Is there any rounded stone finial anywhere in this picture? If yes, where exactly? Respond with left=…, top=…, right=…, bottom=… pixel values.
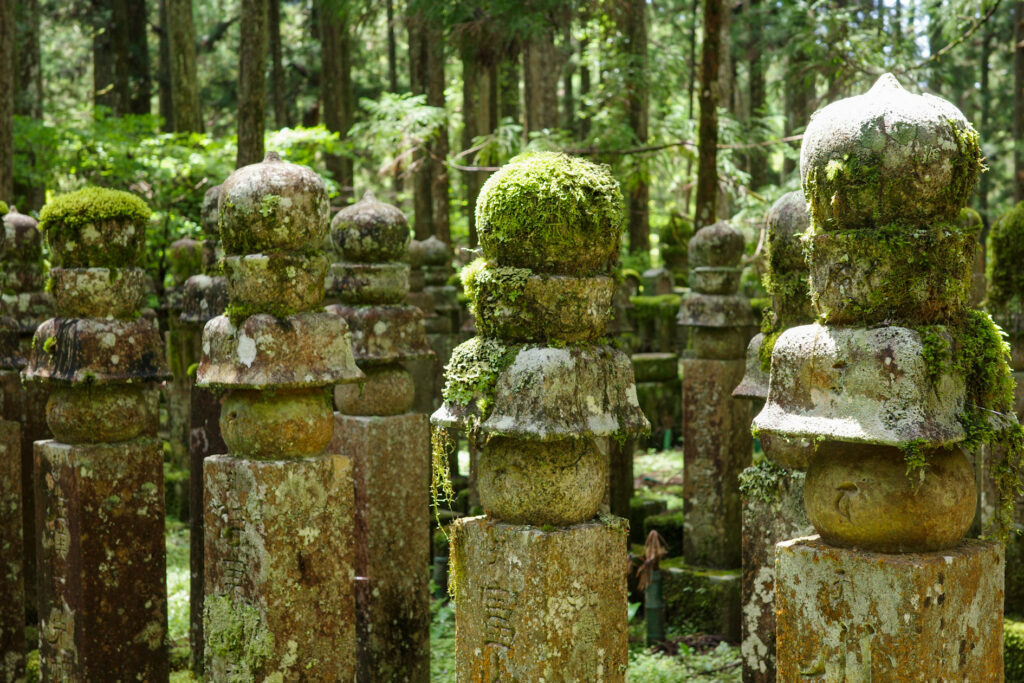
left=420, top=235, right=451, bottom=267
left=801, top=74, right=982, bottom=231
left=688, top=220, right=744, bottom=285
left=218, top=152, right=329, bottom=253
left=201, top=184, right=223, bottom=236
left=330, top=190, right=410, bottom=263
left=38, top=187, right=151, bottom=267
left=167, top=237, right=203, bottom=285
left=475, top=152, right=623, bottom=275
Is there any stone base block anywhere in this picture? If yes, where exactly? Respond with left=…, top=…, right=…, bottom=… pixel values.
left=34, top=438, right=168, bottom=681
left=452, top=515, right=629, bottom=682
left=776, top=536, right=1004, bottom=681
left=331, top=413, right=430, bottom=682
left=661, top=563, right=741, bottom=642
left=204, top=453, right=355, bottom=681
left=739, top=463, right=811, bottom=682
left=0, top=421, right=22, bottom=682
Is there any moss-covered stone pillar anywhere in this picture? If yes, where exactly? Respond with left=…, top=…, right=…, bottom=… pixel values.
left=733, top=191, right=814, bottom=681
left=179, top=183, right=229, bottom=676
left=1, top=206, right=52, bottom=622
left=754, top=74, right=1005, bottom=678
left=324, top=191, right=434, bottom=681
left=25, top=187, right=170, bottom=680
left=432, top=152, right=648, bottom=680
left=196, top=152, right=363, bottom=679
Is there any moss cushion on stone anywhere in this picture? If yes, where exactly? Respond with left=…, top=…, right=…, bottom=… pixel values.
left=38, top=187, right=151, bottom=267
left=475, top=152, right=624, bottom=275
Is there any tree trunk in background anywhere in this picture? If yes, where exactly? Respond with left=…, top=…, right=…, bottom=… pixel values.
left=157, top=0, right=174, bottom=129
left=125, top=0, right=150, bottom=114
left=461, top=45, right=497, bottom=247
left=426, top=21, right=450, bottom=243
left=386, top=0, right=398, bottom=92
left=92, top=0, right=121, bottom=113
left=498, top=49, right=520, bottom=124
left=523, top=28, right=559, bottom=133
left=14, top=0, right=42, bottom=118
left=717, top=0, right=734, bottom=116
left=319, top=0, right=354, bottom=199
left=237, top=0, right=267, bottom=167
left=578, top=37, right=589, bottom=136
left=623, top=0, right=649, bottom=253
left=408, top=15, right=433, bottom=239
left=268, top=0, right=287, bottom=128
left=0, top=0, right=14, bottom=201
left=979, top=23, right=991, bottom=222
left=695, top=0, right=722, bottom=230
left=561, top=24, right=574, bottom=131
left=782, top=57, right=812, bottom=181
left=168, top=0, right=203, bottom=132
left=746, top=0, right=766, bottom=190
left=1015, top=2, right=1024, bottom=202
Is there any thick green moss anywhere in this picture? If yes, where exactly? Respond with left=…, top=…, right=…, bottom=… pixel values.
left=0, top=201, right=8, bottom=216
left=38, top=187, right=151, bottom=232
left=441, top=337, right=521, bottom=417
left=987, top=201, right=1024, bottom=314
left=475, top=152, right=624, bottom=275
left=1005, top=618, right=1024, bottom=680
left=738, top=459, right=804, bottom=504
left=204, top=595, right=275, bottom=681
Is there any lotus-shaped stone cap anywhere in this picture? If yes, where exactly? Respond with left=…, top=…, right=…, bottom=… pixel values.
left=732, top=333, right=769, bottom=400
left=801, top=74, right=982, bottom=231
left=331, top=190, right=410, bottom=263
left=753, top=324, right=966, bottom=468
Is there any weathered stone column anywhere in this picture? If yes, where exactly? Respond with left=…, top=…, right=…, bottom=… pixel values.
left=196, top=152, right=362, bottom=679
left=326, top=192, right=434, bottom=681
left=734, top=191, right=814, bottom=681
left=1, top=206, right=52, bottom=622
left=180, top=183, right=229, bottom=676
left=26, top=188, right=170, bottom=680
left=433, top=152, right=648, bottom=680
left=754, top=74, right=1004, bottom=678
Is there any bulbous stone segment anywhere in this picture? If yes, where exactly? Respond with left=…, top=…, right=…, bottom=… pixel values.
left=49, top=267, right=146, bottom=319
left=689, top=267, right=741, bottom=295
left=44, top=215, right=148, bottom=268
left=732, top=334, right=769, bottom=401
left=739, top=462, right=811, bottom=683
left=325, top=304, right=433, bottom=365
left=451, top=515, right=628, bottom=682
left=682, top=358, right=751, bottom=568
left=203, top=454, right=355, bottom=681
left=34, top=438, right=168, bottom=681
left=218, top=152, right=330, bottom=254
left=25, top=317, right=171, bottom=385
left=197, top=312, right=362, bottom=389
left=46, top=385, right=159, bottom=444
left=677, top=292, right=756, bottom=330
left=2, top=207, right=35, bottom=260
left=330, top=413, right=430, bottom=682
left=801, top=74, right=982, bottom=231
left=806, top=222, right=975, bottom=325
left=180, top=274, right=229, bottom=324
left=222, top=252, right=328, bottom=316
left=330, top=191, right=411, bottom=263
left=764, top=191, right=814, bottom=325
left=167, top=237, right=203, bottom=287
left=689, top=221, right=745, bottom=269
left=466, top=264, right=615, bottom=343
left=753, top=324, right=967, bottom=468
left=0, top=420, right=24, bottom=683
left=334, top=365, right=415, bottom=417
left=477, top=437, right=607, bottom=526
left=805, top=442, right=976, bottom=553
left=219, top=388, right=334, bottom=458
left=326, top=261, right=410, bottom=306
left=775, top=536, right=1003, bottom=680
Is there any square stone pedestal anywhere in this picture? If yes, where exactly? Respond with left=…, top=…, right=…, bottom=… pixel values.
left=452, top=515, right=629, bottom=682
left=776, top=535, right=1004, bottom=681
left=331, top=412, right=431, bottom=682
left=0, top=420, right=22, bottom=681
left=204, top=453, right=355, bottom=681
left=34, top=438, right=168, bottom=681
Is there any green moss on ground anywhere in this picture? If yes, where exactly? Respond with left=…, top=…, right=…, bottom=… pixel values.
left=38, top=187, right=151, bottom=232
left=1006, top=618, right=1024, bottom=681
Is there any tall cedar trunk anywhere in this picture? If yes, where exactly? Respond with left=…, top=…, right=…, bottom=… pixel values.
left=979, top=23, right=991, bottom=223
left=782, top=57, right=811, bottom=181
left=523, top=28, right=559, bottom=133
left=319, top=1, right=353, bottom=199
left=426, top=21, right=450, bottom=243
left=683, top=0, right=699, bottom=214
left=577, top=37, right=589, bottom=136
left=125, top=0, right=150, bottom=114
left=498, top=49, right=520, bottom=123
left=624, top=0, right=649, bottom=253
left=14, top=0, right=44, bottom=209
left=745, top=0, right=766, bottom=189
left=92, top=0, right=121, bottom=113
left=237, top=0, right=267, bottom=167
left=168, top=0, right=203, bottom=132
left=408, top=15, right=432, bottom=238
left=157, top=0, right=174, bottom=129
left=386, top=0, right=397, bottom=92
left=561, top=24, right=574, bottom=130
left=717, top=0, right=733, bottom=115
left=462, top=46, right=497, bottom=247
left=0, top=0, right=14, bottom=201
left=268, top=0, right=287, bottom=128
left=1016, top=2, right=1024, bottom=202
left=695, top=0, right=723, bottom=230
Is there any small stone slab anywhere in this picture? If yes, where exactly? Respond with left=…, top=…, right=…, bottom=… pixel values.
left=690, top=266, right=742, bottom=295
left=197, top=311, right=362, bottom=389
left=326, top=261, right=410, bottom=305
left=677, top=292, right=756, bottom=328
left=203, top=454, right=355, bottom=681
left=25, top=317, right=170, bottom=385
left=0, top=420, right=23, bottom=683
left=180, top=274, right=229, bottom=324
left=325, top=304, right=433, bottom=364
left=775, top=535, right=1003, bottom=680
left=222, top=252, right=328, bottom=314
left=451, top=515, right=628, bottom=682
left=732, top=333, right=769, bottom=400
left=49, top=267, right=146, bottom=319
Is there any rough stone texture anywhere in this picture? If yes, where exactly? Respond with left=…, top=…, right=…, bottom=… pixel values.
left=325, top=304, right=432, bottom=365
left=204, top=455, right=355, bottom=680
left=0, top=420, right=23, bottom=682
left=331, top=414, right=430, bottom=682
left=34, top=439, right=168, bottom=681
left=452, top=516, right=628, bottom=682
left=331, top=190, right=410, bottom=263
left=732, top=333, right=769, bottom=401
left=661, top=564, right=742, bottom=643
left=775, top=536, right=1003, bottom=681
left=682, top=358, right=750, bottom=568
left=27, top=317, right=169, bottom=385
left=739, top=464, right=810, bottom=682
